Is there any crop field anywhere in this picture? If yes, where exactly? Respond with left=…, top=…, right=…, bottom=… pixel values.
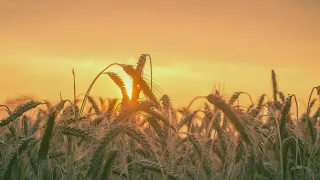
left=0, top=54, right=319, bottom=180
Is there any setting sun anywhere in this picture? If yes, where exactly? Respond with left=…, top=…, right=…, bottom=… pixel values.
left=119, top=73, right=133, bottom=100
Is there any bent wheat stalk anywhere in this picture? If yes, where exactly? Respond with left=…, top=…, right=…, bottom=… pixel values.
left=0, top=101, right=42, bottom=128
left=206, top=94, right=252, bottom=146
left=80, top=63, right=121, bottom=116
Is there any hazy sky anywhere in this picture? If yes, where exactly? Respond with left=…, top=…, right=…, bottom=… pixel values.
left=1, top=0, right=319, bottom=108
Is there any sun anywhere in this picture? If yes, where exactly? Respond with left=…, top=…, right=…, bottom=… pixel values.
left=119, top=74, right=133, bottom=99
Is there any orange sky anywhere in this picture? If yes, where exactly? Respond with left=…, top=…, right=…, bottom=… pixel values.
left=1, top=0, right=319, bottom=109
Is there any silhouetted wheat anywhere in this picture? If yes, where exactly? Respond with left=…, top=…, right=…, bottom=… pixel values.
left=1, top=57, right=319, bottom=180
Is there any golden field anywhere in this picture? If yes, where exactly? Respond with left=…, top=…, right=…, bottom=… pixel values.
left=0, top=54, right=319, bottom=180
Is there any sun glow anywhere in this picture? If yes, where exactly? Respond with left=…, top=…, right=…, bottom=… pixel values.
left=119, top=74, right=133, bottom=99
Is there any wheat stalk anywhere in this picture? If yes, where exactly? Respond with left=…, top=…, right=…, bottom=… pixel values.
left=131, top=54, right=147, bottom=103
left=106, top=72, right=130, bottom=104
left=122, top=65, right=158, bottom=103
left=38, top=111, right=57, bottom=160
left=80, top=63, right=121, bottom=116
left=272, top=69, right=278, bottom=102
left=88, top=96, right=101, bottom=115
left=206, top=94, right=252, bottom=146
left=0, top=101, right=42, bottom=128
left=99, top=149, right=118, bottom=180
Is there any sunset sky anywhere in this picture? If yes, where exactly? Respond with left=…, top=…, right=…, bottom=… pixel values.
left=1, top=0, right=319, bottom=109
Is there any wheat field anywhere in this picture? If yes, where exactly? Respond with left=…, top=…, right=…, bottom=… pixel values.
left=0, top=54, right=319, bottom=180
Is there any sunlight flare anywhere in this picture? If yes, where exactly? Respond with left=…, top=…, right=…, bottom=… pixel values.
left=119, top=74, right=133, bottom=99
